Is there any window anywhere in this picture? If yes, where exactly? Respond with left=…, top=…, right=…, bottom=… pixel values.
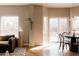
left=0, top=16, right=19, bottom=38
left=59, top=17, right=68, bottom=33
left=72, top=16, right=79, bottom=33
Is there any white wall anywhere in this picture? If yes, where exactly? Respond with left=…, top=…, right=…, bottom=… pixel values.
left=28, top=5, right=43, bottom=46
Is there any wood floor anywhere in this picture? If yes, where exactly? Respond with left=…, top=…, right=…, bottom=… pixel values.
left=26, top=42, right=79, bottom=56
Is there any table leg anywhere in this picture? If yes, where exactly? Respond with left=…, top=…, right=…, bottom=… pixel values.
left=70, top=37, right=78, bottom=52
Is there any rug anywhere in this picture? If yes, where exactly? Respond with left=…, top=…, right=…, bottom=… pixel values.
left=0, top=48, right=26, bottom=56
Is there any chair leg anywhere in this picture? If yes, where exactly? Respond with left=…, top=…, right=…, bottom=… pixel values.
left=61, top=44, right=64, bottom=56
left=62, top=43, right=64, bottom=52
left=59, top=42, right=61, bottom=49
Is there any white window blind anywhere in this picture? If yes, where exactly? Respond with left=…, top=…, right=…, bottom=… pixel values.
left=0, top=16, right=19, bottom=38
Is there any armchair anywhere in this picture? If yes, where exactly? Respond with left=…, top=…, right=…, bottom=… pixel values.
left=0, top=35, right=17, bottom=53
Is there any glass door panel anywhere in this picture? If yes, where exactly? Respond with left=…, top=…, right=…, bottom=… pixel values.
left=49, top=17, right=68, bottom=43
left=49, top=18, right=58, bottom=42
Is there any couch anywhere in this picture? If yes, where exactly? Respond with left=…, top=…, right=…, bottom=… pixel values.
left=0, top=35, right=17, bottom=53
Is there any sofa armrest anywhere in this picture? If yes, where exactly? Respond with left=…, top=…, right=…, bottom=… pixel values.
left=8, top=37, right=16, bottom=52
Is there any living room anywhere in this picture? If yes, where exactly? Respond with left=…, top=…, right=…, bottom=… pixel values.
left=1, top=3, right=79, bottom=56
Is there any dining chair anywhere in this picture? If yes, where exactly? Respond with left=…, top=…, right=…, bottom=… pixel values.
left=59, top=33, right=65, bottom=51
left=62, top=32, right=71, bottom=50
left=59, top=32, right=71, bottom=52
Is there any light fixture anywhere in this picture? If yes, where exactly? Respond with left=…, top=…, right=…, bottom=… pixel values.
left=26, top=17, right=33, bottom=30
left=28, top=17, right=33, bottom=30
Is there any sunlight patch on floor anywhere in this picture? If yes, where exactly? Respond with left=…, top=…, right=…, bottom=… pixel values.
left=30, top=45, right=49, bottom=51
left=30, top=42, right=59, bottom=51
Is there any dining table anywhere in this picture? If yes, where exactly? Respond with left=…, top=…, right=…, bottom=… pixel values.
left=65, top=34, right=79, bottom=52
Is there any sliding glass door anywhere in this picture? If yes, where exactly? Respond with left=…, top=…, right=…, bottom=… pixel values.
left=49, top=18, right=58, bottom=42
left=49, top=17, right=68, bottom=42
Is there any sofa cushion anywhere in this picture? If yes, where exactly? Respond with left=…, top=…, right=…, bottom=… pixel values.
left=0, top=41, right=8, bottom=45
left=0, top=35, right=15, bottom=41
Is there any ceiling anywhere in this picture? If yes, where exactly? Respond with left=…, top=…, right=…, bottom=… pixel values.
left=0, top=3, right=79, bottom=8
left=0, top=3, right=30, bottom=5
left=37, top=3, right=79, bottom=8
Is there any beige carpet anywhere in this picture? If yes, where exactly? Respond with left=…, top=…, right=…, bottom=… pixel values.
left=0, top=48, right=26, bottom=56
